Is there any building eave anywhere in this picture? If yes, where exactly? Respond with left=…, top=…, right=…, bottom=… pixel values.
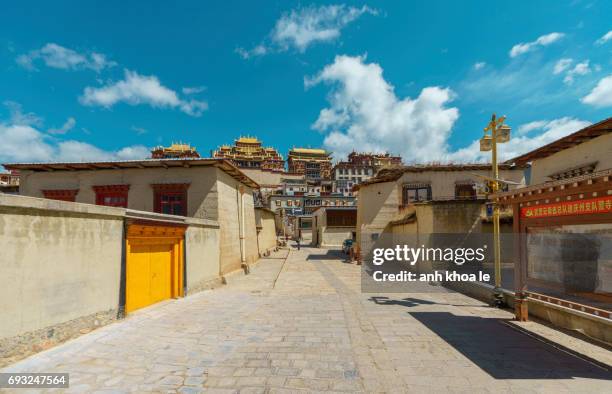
left=3, top=158, right=260, bottom=189
left=353, top=163, right=524, bottom=191
left=505, top=117, right=612, bottom=166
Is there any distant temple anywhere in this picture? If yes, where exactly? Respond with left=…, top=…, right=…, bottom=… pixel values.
left=331, top=152, right=402, bottom=194
left=151, top=143, right=200, bottom=159
left=212, top=136, right=285, bottom=171
left=287, top=148, right=332, bottom=180
left=354, top=152, right=402, bottom=169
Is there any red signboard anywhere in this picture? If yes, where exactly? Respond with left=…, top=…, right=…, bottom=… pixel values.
left=521, top=196, right=612, bottom=218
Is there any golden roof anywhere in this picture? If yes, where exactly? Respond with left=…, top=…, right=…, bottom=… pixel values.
left=290, top=148, right=328, bottom=155
left=152, top=142, right=197, bottom=152
left=168, top=143, right=195, bottom=151
left=236, top=136, right=261, bottom=144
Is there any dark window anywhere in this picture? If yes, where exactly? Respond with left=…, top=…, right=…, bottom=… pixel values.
left=158, top=192, right=186, bottom=215
left=455, top=184, right=476, bottom=200
left=402, top=184, right=431, bottom=205
left=152, top=184, right=189, bottom=216
left=42, top=189, right=79, bottom=202
left=93, top=185, right=129, bottom=207
left=327, top=210, right=357, bottom=227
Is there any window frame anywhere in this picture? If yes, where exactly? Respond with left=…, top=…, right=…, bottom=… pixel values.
left=401, top=183, right=432, bottom=206
left=151, top=183, right=190, bottom=216
left=42, top=189, right=79, bottom=202
left=93, top=184, right=130, bottom=207
left=454, top=183, right=476, bottom=200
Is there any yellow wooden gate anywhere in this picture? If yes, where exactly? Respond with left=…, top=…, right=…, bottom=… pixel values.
left=125, top=224, right=185, bottom=313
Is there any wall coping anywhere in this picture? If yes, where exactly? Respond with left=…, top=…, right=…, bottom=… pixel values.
left=0, top=193, right=126, bottom=218
left=0, top=194, right=220, bottom=228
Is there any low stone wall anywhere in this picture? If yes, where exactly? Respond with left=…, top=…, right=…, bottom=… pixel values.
left=255, top=208, right=277, bottom=256
left=445, top=280, right=612, bottom=345
left=0, top=195, right=124, bottom=367
left=185, top=218, right=222, bottom=294
left=321, top=227, right=353, bottom=247
left=0, top=194, right=223, bottom=367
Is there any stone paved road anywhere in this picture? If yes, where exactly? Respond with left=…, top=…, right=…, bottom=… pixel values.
left=3, top=247, right=611, bottom=393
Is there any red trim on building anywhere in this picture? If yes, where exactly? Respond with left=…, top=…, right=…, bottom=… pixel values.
left=151, top=183, right=190, bottom=216
left=42, top=189, right=79, bottom=202
left=93, top=184, right=130, bottom=207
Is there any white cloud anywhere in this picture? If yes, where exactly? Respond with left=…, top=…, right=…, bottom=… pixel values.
left=182, top=86, right=206, bottom=95
left=563, top=60, right=590, bottom=84
left=16, top=43, right=116, bottom=72
left=3, top=101, right=43, bottom=127
left=581, top=74, right=612, bottom=107
left=308, top=56, right=593, bottom=164
left=47, top=117, right=76, bottom=135
left=306, top=55, right=459, bottom=162
left=131, top=126, right=148, bottom=135
left=0, top=124, right=55, bottom=162
left=55, top=141, right=150, bottom=162
left=517, top=120, right=548, bottom=135
left=0, top=103, right=149, bottom=163
left=595, top=30, right=612, bottom=45
left=473, top=62, right=486, bottom=70
left=460, top=54, right=592, bottom=110
left=80, top=70, right=208, bottom=116
left=509, top=32, right=564, bottom=57
left=448, top=117, right=592, bottom=162
left=0, top=123, right=149, bottom=163
left=553, top=58, right=572, bottom=74
left=235, top=45, right=268, bottom=59
left=237, top=4, right=376, bottom=58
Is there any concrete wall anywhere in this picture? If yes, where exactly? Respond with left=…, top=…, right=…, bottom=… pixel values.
left=17, top=165, right=259, bottom=276
left=0, top=194, right=225, bottom=367
left=216, top=170, right=258, bottom=275
left=0, top=195, right=124, bottom=341
left=529, top=133, right=612, bottom=184
left=255, top=208, right=277, bottom=256
left=356, top=180, right=400, bottom=258
left=320, top=228, right=353, bottom=247
left=240, top=169, right=302, bottom=186
left=185, top=218, right=221, bottom=294
left=18, top=166, right=219, bottom=219
left=396, top=168, right=525, bottom=199
left=356, top=169, right=524, bottom=259
left=0, top=194, right=124, bottom=365
left=312, top=209, right=355, bottom=247
left=416, top=201, right=483, bottom=233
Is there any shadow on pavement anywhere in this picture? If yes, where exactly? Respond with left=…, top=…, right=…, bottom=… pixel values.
left=306, top=249, right=345, bottom=261
left=369, top=296, right=488, bottom=308
left=409, top=311, right=612, bottom=380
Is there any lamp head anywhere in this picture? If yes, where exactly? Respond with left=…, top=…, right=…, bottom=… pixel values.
left=497, top=124, right=511, bottom=143
left=479, top=136, right=493, bottom=152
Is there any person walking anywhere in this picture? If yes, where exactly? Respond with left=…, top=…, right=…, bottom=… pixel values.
left=296, top=230, right=301, bottom=250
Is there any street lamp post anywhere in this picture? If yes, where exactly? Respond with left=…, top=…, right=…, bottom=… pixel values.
left=480, top=114, right=511, bottom=306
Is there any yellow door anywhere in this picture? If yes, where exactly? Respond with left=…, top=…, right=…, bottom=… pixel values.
left=149, top=244, right=173, bottom=304
left=126, top=244, right=152, bottom=313
left=125, top=224, right=185, bottom=313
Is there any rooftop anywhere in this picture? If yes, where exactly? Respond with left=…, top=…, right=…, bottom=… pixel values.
left=354, top=163, right=522, bottom=189
left=3, top=158, right=260, bottom=189
left=506, top=117, right=612, bottom=166
left=236, top=136, right=261, bottom=144
left=289, top=148, right=329, bottom=156
left=151, top=142, right=199, bottom=153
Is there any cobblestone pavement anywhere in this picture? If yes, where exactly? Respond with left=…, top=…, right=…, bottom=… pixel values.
left=3, top=246, right=611, bottom=393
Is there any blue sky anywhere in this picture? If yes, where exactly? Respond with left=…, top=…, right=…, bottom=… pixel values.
left=1, top=0, right=611, bottom=165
